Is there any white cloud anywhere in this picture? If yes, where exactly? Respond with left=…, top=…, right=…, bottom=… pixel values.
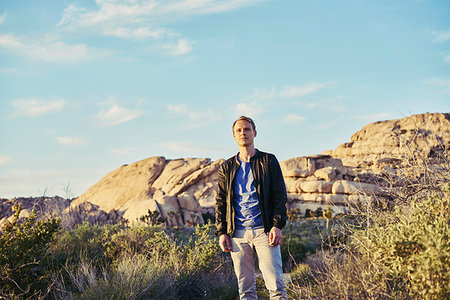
left=167, top=103, right=220, bottom=127
left=0, top=34, right=109, bottom=63
left=156, top=38, right=194, bottom=56
left=58, top=4, right=87, bottom=26
left=11, top=99, right=67, bottom=117
left=279, top=82, right=332, bottom=98
left=167, top=103, right=188, bottom=114
left=104, top=26, right=168, bottom=40
left=433, top=29, right=450, bottom=43
left=0, top=155, right=11, bottom=166
left=56, top=136, right=87, bottom=145
left=59, top=0, right=262, bottom=28
left=97, top=104, right=141, bottom=126
left=284, top=113, right=305, bottom=124
left=161, top=0, right=263, bottom=16
left=57, top=0, right=262, bottom=56
left=233, top=101, right=264, bottom=117
left=58, top=1, right=158, bottom=28
left=233, top=82, right=337, bottom=122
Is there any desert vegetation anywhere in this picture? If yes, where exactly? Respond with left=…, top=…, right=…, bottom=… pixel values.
left=0, top=202, right=335, bottom=299
left=1, top=144, right=449, bottom=299
left=287, top=143, right=450, bottom=299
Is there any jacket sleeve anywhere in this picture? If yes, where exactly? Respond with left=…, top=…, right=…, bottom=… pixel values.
left=215, top=163, right=228, bottom=236
left=269, top=155, right=287, bottom=229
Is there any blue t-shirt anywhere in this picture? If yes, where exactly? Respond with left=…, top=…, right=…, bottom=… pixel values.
left=233, top=159, right=263, bottom=230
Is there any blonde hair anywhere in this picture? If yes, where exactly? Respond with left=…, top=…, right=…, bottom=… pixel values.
left=232, top=116, right=256, bottom=132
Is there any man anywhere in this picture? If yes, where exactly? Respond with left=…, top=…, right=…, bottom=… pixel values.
left=215, top=116, right=288, bottom=300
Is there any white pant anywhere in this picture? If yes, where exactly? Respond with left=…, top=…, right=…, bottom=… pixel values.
left=230, top=228, right=287, bottom=300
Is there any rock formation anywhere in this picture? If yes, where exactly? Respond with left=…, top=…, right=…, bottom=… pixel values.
left=69, top=157, right=223, bottom=226
left=0, top=196, right=122, bottom=228
left=280, top=155, right=384, bottom=214
left=330, top=113, right=450, bottom=168
left=1, top=113, right=448, bottom=227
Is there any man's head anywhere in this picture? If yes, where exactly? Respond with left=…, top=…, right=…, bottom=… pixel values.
left=232, top=116, right=256, bottom=132
left=232, top=116, right=257, bottom=147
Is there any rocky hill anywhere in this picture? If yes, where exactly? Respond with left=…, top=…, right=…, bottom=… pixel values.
left=1, top=113, right=448, bottom=227
left=329, top=113, right=450, bottom=168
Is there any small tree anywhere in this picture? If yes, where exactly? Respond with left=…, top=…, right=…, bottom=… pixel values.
left=139, top=209, right=164, bottom=226
left=304, top=209, right=312, bottom=218
left=323, top=206, right=333, bottom=229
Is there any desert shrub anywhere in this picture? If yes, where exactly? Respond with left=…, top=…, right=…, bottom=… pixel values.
left=288, top=249, right=394, bottom=299
left=351, top=184, right=450, bottom=299
left=104, top=225, right=162, bottom=260
left=0, top=204, right=59, bottom=298
left=142, top=223, right=237, bottom=299
left=54, top=223, right=237, bottom=300
left=51, top=222, right=124, bottom=266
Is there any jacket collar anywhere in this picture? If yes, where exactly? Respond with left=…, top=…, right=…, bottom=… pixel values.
left=234, top=149, right=260, bottom=165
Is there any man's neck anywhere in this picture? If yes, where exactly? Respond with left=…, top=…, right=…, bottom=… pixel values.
left=238, top=146, right=256, bottom=162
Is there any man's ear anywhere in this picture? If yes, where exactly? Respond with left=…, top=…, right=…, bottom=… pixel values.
left=254, top=129, right=257, bottom=137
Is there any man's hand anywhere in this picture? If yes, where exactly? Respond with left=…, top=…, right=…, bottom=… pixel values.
left=269, top=227, right=282, bottom=246
left=219, top=234, right=232, bottom=252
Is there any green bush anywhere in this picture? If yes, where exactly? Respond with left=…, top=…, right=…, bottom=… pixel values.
left=353, top=184, right=450, bottom=299
left=0, top=204, right=59, bottom=298
left=104, top=225, right=162, bottom=260
left=51, top=222, right=124, bottom=266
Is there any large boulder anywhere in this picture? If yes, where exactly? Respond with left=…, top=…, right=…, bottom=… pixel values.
left=300, top=181, right=333, bottom=193
left=314, top=166, right=336, bottom=181
left=71, top=156, right=166, bottom=211
left=280, top=157, right=316, bottom=177
left=70, top=156, right=222, bottom=226
left=331, top=180, right=383, bottom=195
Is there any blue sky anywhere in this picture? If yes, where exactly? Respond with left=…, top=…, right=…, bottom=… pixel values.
left=0, top=0, right=449, bottom=198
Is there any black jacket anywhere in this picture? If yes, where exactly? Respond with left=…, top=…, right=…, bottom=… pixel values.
left=215, top=150, right=287, bottom=237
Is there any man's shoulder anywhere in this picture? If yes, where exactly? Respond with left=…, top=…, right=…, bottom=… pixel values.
left=220, top=154, right=237, bottom=168
left=224, top=154, right=237, bottom=164
left=255, top=150, right=277, bottom=162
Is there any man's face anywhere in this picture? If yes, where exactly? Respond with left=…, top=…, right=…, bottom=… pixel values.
left=233, top=120, right=257, bottom=147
